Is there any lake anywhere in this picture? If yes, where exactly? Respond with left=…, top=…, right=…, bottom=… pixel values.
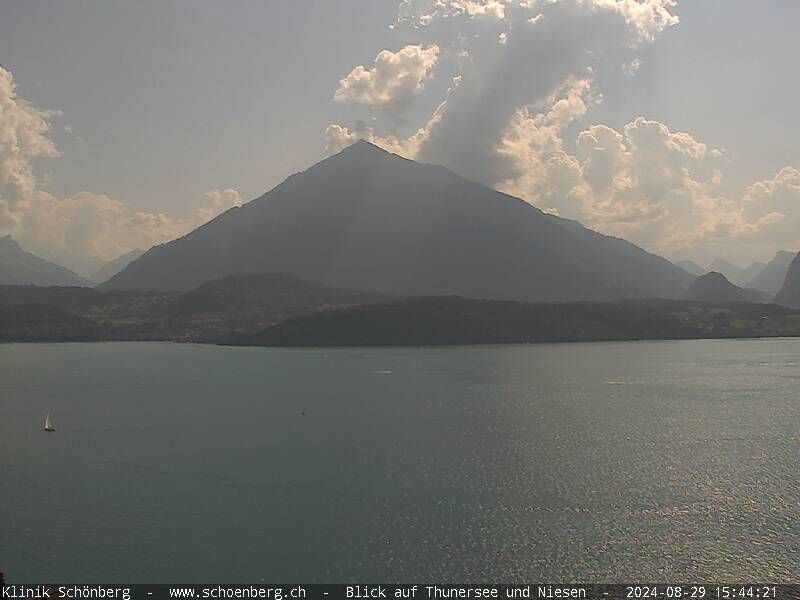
left=1, top=339, right=798, bottom=582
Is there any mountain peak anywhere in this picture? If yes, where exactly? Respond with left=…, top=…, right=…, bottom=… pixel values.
left=308, top=139, right=409, bottom=177
left=0, top=235, right=22, bottom=251
left=704, top=271, right=729, bottom=282
left=334, top=139, right=392, bottom=159
left=103, top=138, right=692, bottom=299
left=745, top=249, right=798, bottom=295
left=352, top=138, right=386, bottom=150
left=686, top=271, right=768, bottom=303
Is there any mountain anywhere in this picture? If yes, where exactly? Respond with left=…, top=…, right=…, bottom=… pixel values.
left=706, top=258, right=746, bottom=285
left=0, top=236, right=91, bottom=287
left=740, top=261, right=767, bottom=285
left=685, top=272, right=769, bottom=303
left=774, top=253, right=800, bottom=308
left=676, top=260, right=706, bottom=276
left=91, top=249, right=145, bottom=284
left=746, top=250, right=796, bottom=296
left=103, top=141, right=693, bottom=300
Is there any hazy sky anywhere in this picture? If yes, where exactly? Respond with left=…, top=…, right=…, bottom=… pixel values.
left=1, top=0, right=799, bottom=274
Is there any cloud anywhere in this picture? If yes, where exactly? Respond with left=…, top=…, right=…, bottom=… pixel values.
left=327, top=0, right=800, bottom=261
left=334, top=45, right=439, bottom=109
left=196, top=188, right=243, bottom=223
left=604, top=0, right=679, bottom=43
left=501, top=114, right=800, bottom=260
left=410, top=0, right=678, bottom=184
left=397, top=0, right=507, bottom=25
left=331, top=1, right=680, bottom=186
left=512, top=116, right=733, bottom=248
left=0, top=67, right=61, bottom=202
left=324, top=117, right=433, bottom=159
left=0, top=65, right=242, bottom=275
left=739, top=167, right=800, bottom=244
left=11, top=191, right=191, bottom=273
left=326, top=77, right=455, bottom=157
left=623, top=58, right=641, bottom=76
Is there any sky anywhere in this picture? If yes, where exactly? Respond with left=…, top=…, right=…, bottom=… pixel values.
left=1, top=0, right=799, bottom=275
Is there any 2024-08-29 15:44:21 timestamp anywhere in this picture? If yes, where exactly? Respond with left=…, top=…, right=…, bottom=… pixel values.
left=625, top=587, right=780, bottom=599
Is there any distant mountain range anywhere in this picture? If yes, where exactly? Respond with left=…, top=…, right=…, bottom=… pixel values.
left=676, top=260, right=706, bottom=277
left=706, top=257, right=767, bottom=288
left=739, top=261, right=769, bottom=287
left=775, top=252, right=800, bottom=309
left=90, top=248, right=145, bottom=284
left=104, top=141, right=693, bottom=301
left=676, top=250, right=796, bottom=296
left=0, top=235, right=91, bottom=287
left=745, top=250, right=796, bottom=296
left=706, top=258, right=750, bottom=286
left=685, top=272, right=770, bottom=303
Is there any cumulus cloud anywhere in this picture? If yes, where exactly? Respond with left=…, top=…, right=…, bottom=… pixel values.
left=0, top=65, right=242, bottom=275
left=501, top=115, right=800, bottom=259
left=0, top=67, right=61, bottom=203
left=324, top=123, right=417, bottom=157
left=196, top=188, right=243, bottom=223
left=504, top=116, right=731, bottom=244
left=326, top=0, right=800, bottom=260
left=330, top=0, right=681, bottom=185
left=334, top=45, right=439, bottom=109
left=326, top=76, right=455, bottom=157
left=411, top=0, right=679, bottom=184
left=397, top=0, right=507, bottom=25
left=324, top=117, right=435, bottom=159
left=12, top=191, right=192, bottom=273
left=739, top=167, right=800, bottom=244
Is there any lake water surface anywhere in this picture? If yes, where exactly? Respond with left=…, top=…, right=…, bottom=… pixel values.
left=1, top=340, right=799, bottom=582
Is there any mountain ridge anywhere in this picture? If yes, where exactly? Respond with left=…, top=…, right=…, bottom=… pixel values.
left=91, top=248, right=146, bottom=284
left=0, top=235, right=91, bottom=287
left=685, top=271, right=769, bottom=303
left=774, top=252, right=800, bottom=308
left=676, top=260, right=706, bottom=276
left=746, top=250, right=796, bottom=296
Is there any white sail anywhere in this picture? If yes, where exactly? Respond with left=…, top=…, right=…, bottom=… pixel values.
left=44, top=413, right=53, bottom=430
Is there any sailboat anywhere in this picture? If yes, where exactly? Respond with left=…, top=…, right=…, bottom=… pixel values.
left=44, top=413, right=55, bottom=432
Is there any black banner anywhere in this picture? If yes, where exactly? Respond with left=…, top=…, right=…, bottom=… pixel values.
left=2, top=585, right=799, bottom=600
